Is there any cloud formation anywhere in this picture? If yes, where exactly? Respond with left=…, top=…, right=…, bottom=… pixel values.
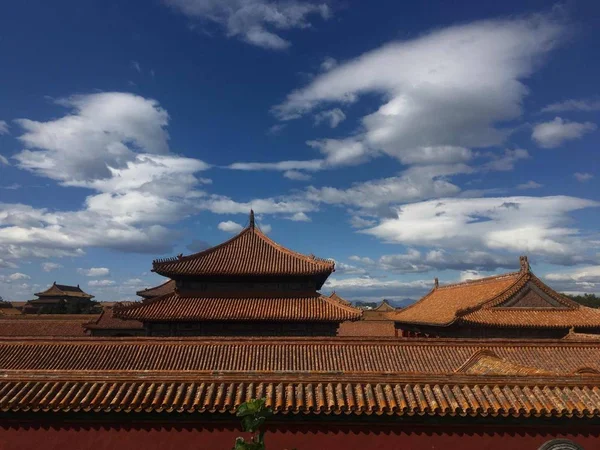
left=77, top=267, right=110, bottom=277
left=542, top=98, right=600, bottom=113
left=0, top=120, right=9, bottom=135
left=274, top=14, right=565, bottom=166
left=532, top=117, right=596, bottom=148
left=41, top=262, right=62, bottom=272
left=218, top=220, right=244, bottom=233
left=165, top=0, right=330, bottom=49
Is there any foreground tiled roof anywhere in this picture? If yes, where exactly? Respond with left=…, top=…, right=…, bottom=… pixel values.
left=0, top=315, right=99, bottom=337
left=34, top=282, right=94, bottom=299
left=1, top=337, right=599, bottom=375
left=392, top=256, right=600, bottom=329
left=1, top=337, right=600, bottom=418
left=2, top=380, right=600, bottom=418
left=152, top=222, right=334, bottom=284
left=136, top=279, right=176, bottom=299
left=337, top=320, right=396, bottom=337
left=115, top=293, right=362, bottom=322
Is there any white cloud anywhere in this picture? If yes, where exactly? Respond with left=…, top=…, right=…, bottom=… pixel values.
left=0, top=155, right=9, bottom=166
left=1, top=93, right=213, bottom=264
left=0, top=258, right=18, bottom=269
left=320, top=57, right=337, bottom=72
left=0, top=120, right=9, bottom=135
left=123, top=278, right=144, bottom=286
left=274, top=14, right=565, bottom=165
left=348, top=255, right=375, bottom=265
left=7, top=273, right=30, bottom=282
left=259, top=223, right=272, bottom=233
left=363, top=196, right=599, bottom=261
left=483, top=148, right=529, bottom=172
left=517, top=180, right=543, bottom=190
left=198, top=194, right=316, bottom=215
left=165, top=0, right=330, bottom=50
left=314, top=108, right=346, bottom=128
left=335, top=262, right=368, bottom=276
left=379, top=249, right=515, bottom=273
left=283, top=170, right=311, bottom=181
left=544, top=265, right=600, bottom=294
left=542, top=99, right=600, bottom=113
left=324, top=276, right=431, bottom=300
left=532, top=117, right=596, bottom=148
left=41, top=262, right=62, bottom=272
left=574, top=172, right=593, bottom=183
left=288, top=212, right=311, bottom=222
left=218, top=220, right=244, bottom=233
left=77, top=267, right=110, bottom=277
left=88, top=279, right=115, bottom=287
left=130, top=60, right=141, bottom=73
left=459, top=270, right=486, bottom=282
left=228, top=159, right=323, bottom=172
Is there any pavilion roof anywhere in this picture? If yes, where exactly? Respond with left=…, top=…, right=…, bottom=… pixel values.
left=392, top=256, right=600, bottom=329
left=152, top=212, right=334, bottom=287
left=1, top=337, right=600, bottom=418
left=34, top=282, right=94, bottom=299
left=136, top=279, right=176, bottom=299
left=84, top=306, right=144, bottom=331
left=115, top=292, right=362, bottom=322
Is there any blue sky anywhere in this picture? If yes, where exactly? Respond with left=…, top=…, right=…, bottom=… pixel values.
left=1, top=0, right=599, bottom=302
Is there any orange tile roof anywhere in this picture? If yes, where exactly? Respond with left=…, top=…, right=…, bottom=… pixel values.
left=84, top=307, right=144, bottom=331
left=152, top=223, right=334, bottom=286
left=2, top=380, right=599, bottom=418
left=392, top=256, right=600, bottom=329
left=115, top=292, right=362, bottom=322
left=34, top=282, right=94, bottom=299
left=136, top=279, right=176, bottom=299
left=1, top=337, right=599, bottom=375
left=0, top=315, right=98, bottom=337
left=455, top=350, right=552, bottom=376
left=337, top=320, right=397, bottom=337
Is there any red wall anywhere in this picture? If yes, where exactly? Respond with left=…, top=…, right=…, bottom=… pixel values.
left=1, top=421, right=599, bottom=450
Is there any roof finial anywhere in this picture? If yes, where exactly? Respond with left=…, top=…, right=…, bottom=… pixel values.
left=519, top=255, right=530, bottom=272
left=434, top=277, right=439, bottom=288
left=249, top=209, right=255, bottom=229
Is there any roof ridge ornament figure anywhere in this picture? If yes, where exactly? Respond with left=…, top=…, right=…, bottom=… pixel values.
left=249, top=209, right=255, bottom=229
left=434, top=277, right=439, bottom=289
left=520, top=255, right=530, bottom=273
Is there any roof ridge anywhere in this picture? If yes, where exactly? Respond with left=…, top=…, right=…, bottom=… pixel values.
left=322, top=293, right=362, bottom=317
left=437, top=271, right=521, bottom=290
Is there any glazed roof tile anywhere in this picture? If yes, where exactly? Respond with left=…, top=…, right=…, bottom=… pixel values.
left=136, top=279, right=176, bottom=299
left=392, top=256, right=600, bottom=329
left=84, top=307, right=144, bottom=331
left=0, top=315, right=98, bottom=337
left=337, top=320, right=397, bottom=337
left=1, top=380, right=599, bottom=418
left=115, top=293, right=362, bottom=322
left=152, top=225, right=334, bottom=283
left=0, top=337, right=599, bottom=375
left=34, top=282, right=94, bottom=299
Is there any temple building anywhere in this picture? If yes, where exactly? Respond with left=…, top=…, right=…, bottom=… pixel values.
left=114, top=211, right=361, bottom=336
left=24, top=282, right=95, bottom=314
left=392, top=256, right=600, bottom=339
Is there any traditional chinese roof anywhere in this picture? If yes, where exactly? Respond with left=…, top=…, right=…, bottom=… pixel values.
left=373, top=300, right=396, bottom=312
left=152, top=212, right=334, bottom=288
left=0, top=315, right=99, bottom=337
left=136, top=279, right=176, bottom=299
left=115, top=292, right=362, bottom=322
left=337, top=320, right=396, bottom=337
left=1, top=337, right=600, bottom=418
left=34, top=282, right=94, bottom=299
left=392, top=256, right=600, bottom=329
left=84, top=307, right=144, bottom=331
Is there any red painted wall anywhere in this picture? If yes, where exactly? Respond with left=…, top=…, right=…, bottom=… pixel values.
left=1, top=421, right=599, bottom=450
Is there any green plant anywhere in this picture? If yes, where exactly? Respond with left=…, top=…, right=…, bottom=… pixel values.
left=233, top=398, right=273, bottom=450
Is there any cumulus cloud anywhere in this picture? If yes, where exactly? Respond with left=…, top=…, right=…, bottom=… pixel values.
left=218, top=220, right=244, bottom=233
left=542, top=99, right=600, bottom=113
left=532, top=117, right=596, bottom=148
left=88, top=279, right=115, bottom=287
left=574, top=172, right=593, bottom=183
left=544, top=265, right=600, bottom=295
left=165, top=0, right=330, bottom=49
left=288, top=212, right=311, bottom=222
left=1, top=92, right=213, bottom=264
left=517, top=180, right=543, bottom=190
left=362, top=196, right=599, bottom=263
left=314, top=108, right=346, bottom=128
left=41, top=262, right=62, bottom=272
left=0, top=120, right=9, bottom=135
left=6, top=273, right=30, bottom=282
left=274, top=14, right=566, bottom=165
left=77, top=267, right=110, bottom=277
